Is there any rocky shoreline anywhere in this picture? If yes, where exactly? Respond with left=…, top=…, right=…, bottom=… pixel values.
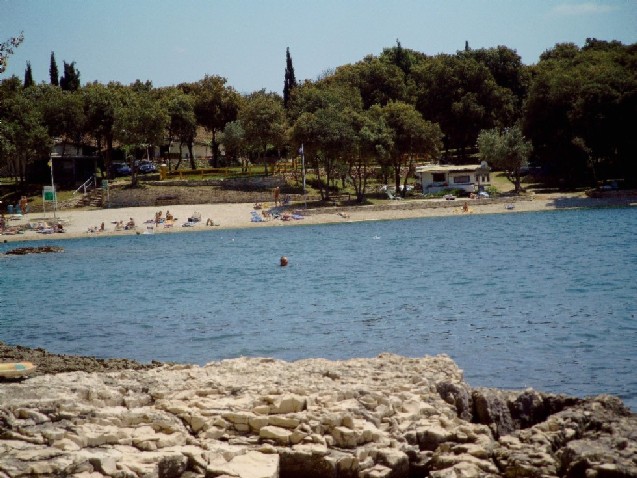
left=0, top=342, right=165, bottom=376
left=0, top=345, right=635, bottom=477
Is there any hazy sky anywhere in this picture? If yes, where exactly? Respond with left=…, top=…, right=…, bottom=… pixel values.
left=2, top=0, right=636, bottom=94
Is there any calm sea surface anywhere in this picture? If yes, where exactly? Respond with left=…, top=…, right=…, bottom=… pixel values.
left=1, top=207, right=636, bottom=410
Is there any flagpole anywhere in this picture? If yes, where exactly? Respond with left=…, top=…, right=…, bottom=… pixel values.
left=49, top=153, right=58, bottom=220
left=301, top=143, right=306, bottom=195
left=300, top=144, right=306, bottom=208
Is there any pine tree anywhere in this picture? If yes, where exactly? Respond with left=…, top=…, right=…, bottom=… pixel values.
left=60, top=61, right=80, bottom=91
left=24, top=61, right=34, bottom=88
left=50, top=51, right=59, bottom=86
left=283, top=47, right=297, bottom=109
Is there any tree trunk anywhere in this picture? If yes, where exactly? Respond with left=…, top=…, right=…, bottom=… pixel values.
left=211, top=130, right=219, bottom=168
left=263, top=145, right=268, bottom=176
left=188, top=141, right=196, bottom=170
left=394, top=158, right=402, bottom=195
left=106, top=135, right=114, bottom=179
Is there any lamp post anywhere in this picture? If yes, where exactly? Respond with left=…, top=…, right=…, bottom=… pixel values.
left=49, top=152, right=60, bottom=219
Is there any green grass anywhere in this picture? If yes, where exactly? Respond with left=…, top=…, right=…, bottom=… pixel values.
left=490, top=172, right=516, bottom=194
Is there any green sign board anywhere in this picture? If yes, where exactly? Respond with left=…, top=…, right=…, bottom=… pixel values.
left=43, top=186, right=56, bottom=202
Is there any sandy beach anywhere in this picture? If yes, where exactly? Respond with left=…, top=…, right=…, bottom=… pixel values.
left=1, top=192, right=635, bottom=243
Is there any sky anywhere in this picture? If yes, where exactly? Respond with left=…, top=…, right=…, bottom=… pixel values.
left=2, top=0, right=636, bottom=95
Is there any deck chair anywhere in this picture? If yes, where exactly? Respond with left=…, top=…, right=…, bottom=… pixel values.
left=386, top=191, right=403, bottom=200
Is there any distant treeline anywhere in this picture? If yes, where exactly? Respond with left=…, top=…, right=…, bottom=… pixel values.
left=1, top=38, right=635, bottom=195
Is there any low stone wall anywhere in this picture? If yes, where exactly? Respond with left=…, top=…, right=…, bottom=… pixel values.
left=0, top=354, right=634, bottom=478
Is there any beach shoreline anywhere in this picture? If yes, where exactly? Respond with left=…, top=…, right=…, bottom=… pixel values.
left=1, top=191, right=635, bottom=243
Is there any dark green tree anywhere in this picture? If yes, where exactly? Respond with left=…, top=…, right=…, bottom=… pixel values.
left=83, top=81, right=123, bottom=178
left=380, top=39, right=417, bottom=75
left=460, top=45, right=530, bottom=115
left=23, top=61, right=34, bottom=88
left=346, top=108, right=393, bottom=202
left=523, top=40, right=637, bottom=186
left=221, top=120, right=246, bottom=170
left=290, top=81, right=364, bottom=199
left=412, top=53, right=514, bottom=158
left=114, top=84, right=168, bottom=186
left=239, top=89, right=287, bottom=175
left=374, top=101, right=442, bottom=195
left=189, top=75, right=240, bottom=167
left=60, top=61, right=80, bottom=91
left=332, top=55, right=408, bottom=109
left=0, top=90, right=51, bottom=184
left=163, top=87, right=197, bottom=169
left=478, top=126, right=532, bottom=193
left=32, top=84, right=86, bottom=144
left=283, top=47, right=297, bottom=109
left=49, top=51, right=59, bottom=86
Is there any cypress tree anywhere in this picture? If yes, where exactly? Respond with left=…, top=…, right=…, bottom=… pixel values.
left=49, top=51, right=59, bottom=86
left=60, top=61, right=80, bottom=91
left=24, top=61, right=34, bottom=88
left=283, top=47, right=297, bottom=109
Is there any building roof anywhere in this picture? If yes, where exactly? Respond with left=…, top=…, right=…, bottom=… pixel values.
left=415, top=164, right=485, bottom=174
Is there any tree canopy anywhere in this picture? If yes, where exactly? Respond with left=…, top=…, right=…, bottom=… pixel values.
left=60, top=61, right=81, bottom=91
left=1, top=36, right=635, bottom=192
left=283, top=47, right=297, bottom=109
left=49, top=51, right=59, bottom=86
left=478, top=126, right=532, bottom=193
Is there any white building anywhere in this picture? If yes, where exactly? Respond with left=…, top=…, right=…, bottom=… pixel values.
left=415, top=163, right=491, bottom=194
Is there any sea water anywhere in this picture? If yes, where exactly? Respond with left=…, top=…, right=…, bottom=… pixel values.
left=1, top=207, right=636, bottom=410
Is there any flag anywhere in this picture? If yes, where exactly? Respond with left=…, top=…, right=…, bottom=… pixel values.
left=47, top=160, right=52, bottom=167
left=298, top=144, right=304, bottom=155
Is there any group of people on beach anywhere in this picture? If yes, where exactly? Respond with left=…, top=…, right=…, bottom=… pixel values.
left=90, top=218, right=135, bottom=233
left=153, top=210, right=173, bottom=227
left=1, top=208, right=66, bottom=235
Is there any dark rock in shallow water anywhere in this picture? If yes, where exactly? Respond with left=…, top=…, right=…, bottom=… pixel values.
left=4, top=245, right=64, bottom=255
left=0, top=341, right=164, bottom=375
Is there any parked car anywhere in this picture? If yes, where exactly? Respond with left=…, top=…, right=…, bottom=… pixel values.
left=138, top=161, right=156, bottom=174
left=113, top=163, right=131, bottom=176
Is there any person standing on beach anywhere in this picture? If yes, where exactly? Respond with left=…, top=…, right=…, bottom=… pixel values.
left=274, top=187, right=280, bottom=206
